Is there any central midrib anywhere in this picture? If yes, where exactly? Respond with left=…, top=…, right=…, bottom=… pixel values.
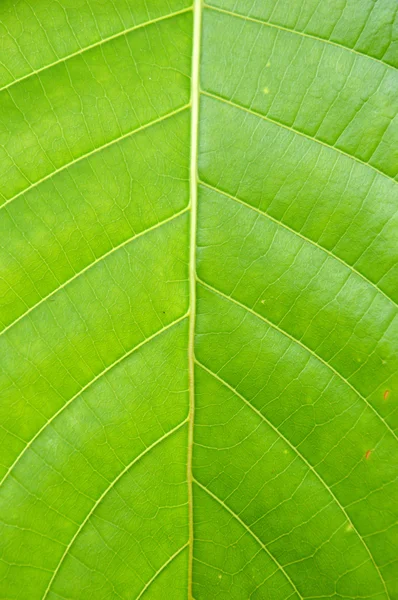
left=187, top=0, right=203, bottom=597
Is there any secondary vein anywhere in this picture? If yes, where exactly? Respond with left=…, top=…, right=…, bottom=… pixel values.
left=204, top=3, right=396, bottom=71
left=201, top=90, right=397, bottom=185
left=0, top=314, right=188, bottom=490
left=197, top=277, right=398, bottom=444
left=0, top=105, right=190, bottom=212
left=198, top=179, right=397, bottom=308
left=42, top=420, right=188, bottom=599
left=195, top=359, right=389, bottom=597
left=0, top=208, right=189, bottom=338
left=0, top=7, right=193, bottom=95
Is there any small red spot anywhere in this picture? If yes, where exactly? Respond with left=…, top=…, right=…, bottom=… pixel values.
left=365, top=450, right=372, bottom=460
left=384, top=389, right=390, bottom=400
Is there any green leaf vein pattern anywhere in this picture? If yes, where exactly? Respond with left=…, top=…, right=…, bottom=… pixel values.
left=0, top=0, right=397, bottom=598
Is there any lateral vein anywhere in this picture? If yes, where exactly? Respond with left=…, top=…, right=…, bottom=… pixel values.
left=0, top=313, right=189, bottom=490
left=197, top=276, right=398, bottom=444
left=194, top=477, right=303, bottom=599
left=199, top=179, right=397, bottom=308
left=0, top=105, right=190, bottom=212
left=0, top=7, right=193, bottom=94
left=201, top=90, right=397, bottom=185
left=0, top=208, right=189, bottom=337
left=204, top=3, right=396, bottom=71
left=195, top=359, right=389, bottom=596
left=42, top=420, right=188, bottom=599
left=136, top=543, right=189, bottom=600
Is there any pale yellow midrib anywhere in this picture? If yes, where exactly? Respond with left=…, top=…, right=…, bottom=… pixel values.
left=187, top=0, right=202, bottom=597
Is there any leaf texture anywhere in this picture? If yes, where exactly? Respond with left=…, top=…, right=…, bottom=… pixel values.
left=0, top=0, right=397, bottom=599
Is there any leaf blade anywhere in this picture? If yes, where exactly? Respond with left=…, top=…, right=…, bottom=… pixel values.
left=0, top=1, right=397, bottom=598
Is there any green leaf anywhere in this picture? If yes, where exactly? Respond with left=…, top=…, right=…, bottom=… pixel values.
left=0, top=0, right=397, bottom=598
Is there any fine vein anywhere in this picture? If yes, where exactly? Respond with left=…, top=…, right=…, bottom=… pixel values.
left=0, top=7, right=193, bottom=95
left=195, top=359, right=388, bottom=596
left=194, top=478, right=304, bottom=599
left=42, top=420, right=188, bottom=599
left=0, top=208, right=189, bottom=337
left=0, top=314, right=188, bottom=490
left=199, top=179, right=397, bottom=307
left=201, top=90, right=396, bottom=185
left=197, top=277, right=398, bottom=444
left=0, top=105, right=190, bottom=212
left=204, top=3, right=396, bottom=71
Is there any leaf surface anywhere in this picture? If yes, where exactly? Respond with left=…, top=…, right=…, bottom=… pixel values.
left=0, top=0, right=397, bottom=598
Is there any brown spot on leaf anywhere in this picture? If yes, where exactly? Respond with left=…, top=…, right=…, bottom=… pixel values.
left=384, top=389, right=390, bottom=400
left=365, top=450, right=372, bottom=460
